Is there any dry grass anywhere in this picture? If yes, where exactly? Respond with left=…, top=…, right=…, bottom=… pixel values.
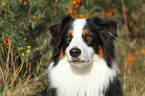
left=0, top=45, right=49, bottom=96
left=116, top=26, right=145, bottom=96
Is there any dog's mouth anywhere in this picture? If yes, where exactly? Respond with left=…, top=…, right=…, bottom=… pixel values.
left=69, top=60, right=90, bottom=64
left=69, top=60, right=91, bottom=68
left=68, top=57, right=91, bottom=68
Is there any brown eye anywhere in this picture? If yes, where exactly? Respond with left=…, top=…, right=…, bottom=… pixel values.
left=66, top=34, right=71, bottom=41
left=85, top=34, right=93, bottom=45
left=86, top=35, right=93, bottom=41
left=86, top=36, right=92, bottom=40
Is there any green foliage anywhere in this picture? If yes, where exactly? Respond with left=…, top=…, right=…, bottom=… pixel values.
left=0, top=0, right=145, bottom=95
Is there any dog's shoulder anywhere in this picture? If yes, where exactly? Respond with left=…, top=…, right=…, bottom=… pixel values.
left=105, top=77, right=123, bottom=96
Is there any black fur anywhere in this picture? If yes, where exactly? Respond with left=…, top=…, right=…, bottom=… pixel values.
left=105, top=78, right=123, bottom=96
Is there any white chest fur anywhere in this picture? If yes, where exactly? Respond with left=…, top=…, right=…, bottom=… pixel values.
left=49, top=55, right=117, bottom=96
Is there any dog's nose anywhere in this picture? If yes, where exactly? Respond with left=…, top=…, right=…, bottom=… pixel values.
left=69, top=48, right=81, bottom=58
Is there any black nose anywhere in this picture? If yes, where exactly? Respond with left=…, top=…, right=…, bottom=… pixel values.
left=69, top=48, right=81, bottom=58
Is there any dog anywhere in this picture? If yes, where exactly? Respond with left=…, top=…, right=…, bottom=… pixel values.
left=38, top=14, right=123, bottom=96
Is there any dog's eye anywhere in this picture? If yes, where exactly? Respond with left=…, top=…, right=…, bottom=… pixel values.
left=85, top=34, right=93, bottom=45
left=86, top=35, right=92, bottom=40
left=66, top=34, right=72, bottom=41
left=85, top=34, right=93, bottom=41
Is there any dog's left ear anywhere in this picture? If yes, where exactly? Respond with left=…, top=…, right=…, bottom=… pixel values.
left=91, top=17, right=118, bottom=38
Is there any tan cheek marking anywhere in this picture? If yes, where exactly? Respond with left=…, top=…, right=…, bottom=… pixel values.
left=83, top=29, right=89, bottom=37
left=97, top=46, right=104, bottom=58
left=60, top=30, right=72, bottom=59
left=60, top=47, right=66, bottom=59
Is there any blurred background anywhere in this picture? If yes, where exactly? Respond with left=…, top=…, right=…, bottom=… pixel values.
left=0, top=0, right=145, bottom=95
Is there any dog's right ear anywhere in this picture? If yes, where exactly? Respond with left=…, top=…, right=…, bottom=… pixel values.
left=49, top=14, right=73, bottom=47
left=49, top=23, right=61, bottom=47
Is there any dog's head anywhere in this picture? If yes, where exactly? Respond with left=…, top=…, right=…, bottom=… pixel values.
left=49, top=14, right=117, bottom=68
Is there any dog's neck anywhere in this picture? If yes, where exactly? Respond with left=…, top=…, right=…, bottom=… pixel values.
left=49, top=55, right=117, bottom=96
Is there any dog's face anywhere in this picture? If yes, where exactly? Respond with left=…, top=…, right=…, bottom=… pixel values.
left=50, top=15, right=117, bottom=68
left=65, top=19, right=94, bottom=67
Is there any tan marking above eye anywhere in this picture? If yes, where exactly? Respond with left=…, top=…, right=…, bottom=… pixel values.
left=83, top=29, right=89, bottom=36
left=68, top=30, right=73, bottom=36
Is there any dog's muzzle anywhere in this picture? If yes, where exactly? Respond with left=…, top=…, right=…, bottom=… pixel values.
left=69, top=48, right=89, bottom=63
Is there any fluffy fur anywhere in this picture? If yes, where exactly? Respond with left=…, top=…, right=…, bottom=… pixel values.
left=38, top=14, right=122, bottom=96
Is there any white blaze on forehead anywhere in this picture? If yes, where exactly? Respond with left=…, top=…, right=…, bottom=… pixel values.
left=73, top=18, right=87, bottom=36
left=65, top=18, right=94, bottom=65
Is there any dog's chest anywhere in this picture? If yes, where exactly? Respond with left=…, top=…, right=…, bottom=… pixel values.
left=49, top=57, right=116, bottom=96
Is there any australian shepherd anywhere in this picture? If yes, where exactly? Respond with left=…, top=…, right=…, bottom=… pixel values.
left=38, top=14, right=122, bottom=96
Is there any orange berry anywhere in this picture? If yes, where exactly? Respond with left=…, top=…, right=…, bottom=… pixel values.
left=0, top=2, right=5, bottom=5
left=74, top=10, right=77, bottom=13
left=4, top=40, right=7, bottom=44
left=78, top=0, right=80, bottom=3
left=72, top=0, right=77, bottom=4
left=141, top=48, right=145, bottom=54
left=21, top=21, right=25, bottom=25
left=7, top=43, right=9, bottom=46
left=24, top=1, right=27, bottom=5
left=75, top=4, right=79, bottom=7
left=3, top=44, right=7, bottom=47
left=3, top=39, right=8, bottom=43
left=105, top=11, right=112, bottom=17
